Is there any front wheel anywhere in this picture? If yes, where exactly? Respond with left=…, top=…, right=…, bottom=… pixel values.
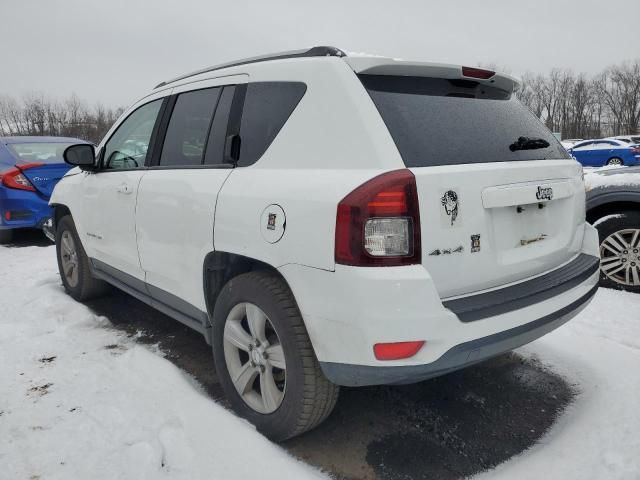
left=596, top=210, right=640, bottom=293
left=212, top=271, right=339, bottom=441
left=55, top=215, right=108, bottom=300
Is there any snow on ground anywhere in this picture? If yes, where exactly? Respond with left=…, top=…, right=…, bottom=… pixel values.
left=0, top=245, right=324, bottom=480
left=1, top=243, right=640, bottom=479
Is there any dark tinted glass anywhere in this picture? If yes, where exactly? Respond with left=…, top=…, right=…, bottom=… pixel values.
left=359, top=75, right=569, bottom=167
left=238, top=82, right=306, bottom=166
left=204, top=86, right=235, bottom=165
left=160, top=88, right=221, bottom=166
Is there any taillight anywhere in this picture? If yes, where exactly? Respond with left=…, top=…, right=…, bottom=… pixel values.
left=0, top=163, right=42, bottom=192
left=335, top=169, right=421, bottom=266
left=461, top=66, right=495, bottom=79
left=631, top=145, right=640, bottom=154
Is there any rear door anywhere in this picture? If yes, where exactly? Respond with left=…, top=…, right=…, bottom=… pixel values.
left=360, top=74, right=585, bottom=298
left=136, top=76, right=245, bottom=311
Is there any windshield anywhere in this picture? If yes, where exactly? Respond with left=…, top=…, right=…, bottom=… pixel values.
left=6, top=142, right=78, bottom=164
left=359, top=75, right=570, bottom=167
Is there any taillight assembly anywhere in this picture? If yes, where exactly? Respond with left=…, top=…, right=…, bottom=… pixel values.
left=335, top=169, right=421, bottom=266
left=0, top=163, right=42, bottom=192
left=461, top=66, right=495, bottom=80
left=631, top=145, right=640, bottom=154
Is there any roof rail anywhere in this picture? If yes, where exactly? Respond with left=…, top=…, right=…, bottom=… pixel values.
left=154, top=46, right=347, bottom=89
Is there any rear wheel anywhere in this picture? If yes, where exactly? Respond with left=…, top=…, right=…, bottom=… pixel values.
left=606, top=157, right=624, bottom=166
left=212, top=271, right=339, bottom=441
left=55, top=215, right=108, bottom=300
left=0, top=229, right=13, bottom=245
left=596, top=211, right=640, bottom=293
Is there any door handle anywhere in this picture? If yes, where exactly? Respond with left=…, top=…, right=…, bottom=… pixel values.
left=116, top=183, right=132, bottom=195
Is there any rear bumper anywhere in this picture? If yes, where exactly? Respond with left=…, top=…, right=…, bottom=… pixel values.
left=280, top=223, right=601, bottom=386
left=320, top=284, right=597, bottom=386
left=0, top=186, right=52, bottom=230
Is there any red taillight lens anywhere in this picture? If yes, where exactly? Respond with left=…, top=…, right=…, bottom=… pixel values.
left=374, top=341, right=425, bottom=361
left=461, top=66, right=495, bottom=80
left=335, top=169, right=421, bottom=266
left=631, top=145, right=640, bottom=154
left=0, top=163, right=42, bottom=192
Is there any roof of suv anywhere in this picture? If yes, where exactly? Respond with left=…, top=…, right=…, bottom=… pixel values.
left=152, top=46, right=519, bottom=94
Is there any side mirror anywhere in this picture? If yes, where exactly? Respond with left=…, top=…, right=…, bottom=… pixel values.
left=63, top=144, right=95, bottom=169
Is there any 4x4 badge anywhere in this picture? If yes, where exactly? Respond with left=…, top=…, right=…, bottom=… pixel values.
left=441, top=190, right=459, bottom=226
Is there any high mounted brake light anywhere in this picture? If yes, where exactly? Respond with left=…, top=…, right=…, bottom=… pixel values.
left=461, top=66, right=495, bottom=80
left=335, top=169, right=421, bottom=266
left=0, top=163, right=43, bottom=192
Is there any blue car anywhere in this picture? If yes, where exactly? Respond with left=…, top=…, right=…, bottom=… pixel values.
left=0, top=136, right=91, bottom=244
left=568, top=138, right=640, bottom=167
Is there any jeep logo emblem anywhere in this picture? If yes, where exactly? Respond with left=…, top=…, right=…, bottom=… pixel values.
left=536, top=186, right=553, bottom=201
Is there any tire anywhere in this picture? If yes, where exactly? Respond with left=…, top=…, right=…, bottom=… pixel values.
left=595, top=210, right=640, bottom=293
left=212, top=271, right=339, bottom=441
left=55, top=215, right=109, bottom=301
left=606, top=157, right=624, bottom=166
left=0, top=229, right=13, bottom=245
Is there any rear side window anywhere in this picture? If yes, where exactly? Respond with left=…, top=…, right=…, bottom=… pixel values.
left=359, top=75, right=569, bottom=167
left=238, top=82, right=306, bottom=167
left=159, top=88, right=221, bottom=166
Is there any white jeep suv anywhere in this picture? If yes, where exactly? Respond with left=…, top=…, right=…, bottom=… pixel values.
left=52, top=47, right=600, bottom=440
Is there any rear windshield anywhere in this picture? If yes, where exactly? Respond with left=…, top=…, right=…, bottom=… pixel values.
left=359, top=75, right=569, bottom=167
left=6, top=142, right=78, bottom=164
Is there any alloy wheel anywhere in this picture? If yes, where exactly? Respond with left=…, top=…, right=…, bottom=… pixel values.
left=60, top=231, right=79, bottom=288
left=223, top=302, right=287, bottom=414
left=600, top=228, right=640, bottom=287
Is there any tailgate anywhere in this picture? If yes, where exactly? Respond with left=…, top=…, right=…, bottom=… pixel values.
left=412, top=160, right=586, bottom=298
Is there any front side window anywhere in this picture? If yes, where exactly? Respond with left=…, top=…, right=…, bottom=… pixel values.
left=159, top=88, right=222, bottom=166
left=103, top=100, right=162, bottom=170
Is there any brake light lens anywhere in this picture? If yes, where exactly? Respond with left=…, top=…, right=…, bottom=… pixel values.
left=335, top=169, right=421, bottom=266
left=461, top=66, right=495, bottom=79
left=0, top=163, right=43, bottom=192
left=374, top=341, right=425, bottom=360
left=631, top=145, right=640, bottom=154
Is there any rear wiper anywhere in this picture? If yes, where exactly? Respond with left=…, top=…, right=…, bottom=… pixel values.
left=509, top=136, right=550, bottom=152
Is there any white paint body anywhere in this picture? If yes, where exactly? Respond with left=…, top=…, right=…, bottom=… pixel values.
left=51, top=54, right=599, bottom=371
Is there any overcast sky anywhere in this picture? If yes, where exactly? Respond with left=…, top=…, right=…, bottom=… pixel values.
left=3, top=0, right=639, bottom=108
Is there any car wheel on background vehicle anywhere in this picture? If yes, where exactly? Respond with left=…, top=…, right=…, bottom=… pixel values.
left=0, top=230, right=13, bottom=245
left=595, top=210, right=640, bottom=293
left=606, top=157, right=624, bottom=166
left=55, top=215, right=109, bottom=301
left=212, top=271, right=339, bottom=441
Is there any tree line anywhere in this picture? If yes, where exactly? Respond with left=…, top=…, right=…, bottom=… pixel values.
left=0, top=93, right=124, bottom=144
left=0, top=58, right=638, bottom=143
left=516, top=59, right=640, bottom=139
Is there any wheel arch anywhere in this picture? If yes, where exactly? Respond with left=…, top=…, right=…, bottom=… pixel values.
left=51, top=204, right=72, bottom=232
left=587, top=199, right=640, bottom=225
left=202, top=251, right=295, bottom=343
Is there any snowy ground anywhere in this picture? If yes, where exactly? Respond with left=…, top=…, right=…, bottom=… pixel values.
left=1, top=244, right=639, bottom=479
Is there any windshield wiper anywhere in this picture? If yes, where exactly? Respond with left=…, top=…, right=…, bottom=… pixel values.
left=509, top=136, right=550, bottom=152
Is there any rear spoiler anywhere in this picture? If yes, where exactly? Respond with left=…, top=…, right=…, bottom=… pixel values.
left=344, top=57, right=519, bottom=94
